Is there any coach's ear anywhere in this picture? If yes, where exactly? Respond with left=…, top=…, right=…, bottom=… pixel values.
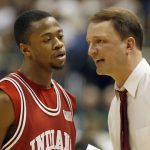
left=19, top=43, right=31, bottom=57
left=126, top=37, right=135, bottom=53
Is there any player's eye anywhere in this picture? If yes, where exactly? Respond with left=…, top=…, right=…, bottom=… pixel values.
left=58, top=35, right=64, bottom=40
left=42, top=37, right=52, bottom=43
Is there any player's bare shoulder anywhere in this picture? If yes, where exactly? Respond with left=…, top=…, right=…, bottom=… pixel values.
left=0, top=90, right=15, bottom=147
left=0, top=90, right=15, bottom=124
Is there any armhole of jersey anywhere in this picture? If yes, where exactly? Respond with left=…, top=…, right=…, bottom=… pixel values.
left=65, top=90, right=76, bottom=114
left=0, top=77, right=27, bottom=150
left=0, top=81, right=21, bottom=126
left=52, top=80, right=75, bottom=115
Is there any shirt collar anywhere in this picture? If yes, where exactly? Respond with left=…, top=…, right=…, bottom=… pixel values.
left=115, top=58, right=150, bottom=98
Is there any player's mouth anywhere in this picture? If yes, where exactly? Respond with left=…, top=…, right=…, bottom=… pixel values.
left=55, top=52, right=66, bottom=60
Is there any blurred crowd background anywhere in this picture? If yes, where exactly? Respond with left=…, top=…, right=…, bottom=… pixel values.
left=0, top=0, right=149, bottom=149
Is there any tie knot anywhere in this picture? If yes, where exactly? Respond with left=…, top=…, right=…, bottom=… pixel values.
left=118, top=90, right=127, bottom=103
left=118, top=89, right=127, bottom=95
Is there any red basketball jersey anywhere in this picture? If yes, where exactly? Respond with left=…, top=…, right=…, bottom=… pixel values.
left=0, top=71, right=76, bottom=150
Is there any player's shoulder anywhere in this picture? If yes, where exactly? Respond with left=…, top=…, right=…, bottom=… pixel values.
left=0, top=89, right=9, bottom=99
left=0, top=90, right=13, bottom=111
left=0, top=74, right=14, bottom=110
left=0, top=90, right=15, bottom=147
left=0, top=89, right=14, bottom=124
left=0, top=73, right=16, bottom=115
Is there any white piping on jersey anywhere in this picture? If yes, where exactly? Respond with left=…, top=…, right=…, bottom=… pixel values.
left=11, top=73, right=73, bottom=116
left=11, top=73, right=74, bottom=117
left=0, top=74, right=74, bottom=149
left=56, top=83, right=73, bottom=117
left=10, top=73, right=62, bottom=116
left=0, top=77, right=26, bottom=150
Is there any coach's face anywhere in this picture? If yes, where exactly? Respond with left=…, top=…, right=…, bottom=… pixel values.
left=86, top=20, right=128, bottom=78
left=25, top=16, right=66, bottom=71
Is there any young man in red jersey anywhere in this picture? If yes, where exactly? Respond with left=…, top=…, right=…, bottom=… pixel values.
left=0, top=10, right=76, bottom=150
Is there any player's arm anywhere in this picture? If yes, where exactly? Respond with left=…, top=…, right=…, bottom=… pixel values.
left=0, top=90, right=15, bottom=148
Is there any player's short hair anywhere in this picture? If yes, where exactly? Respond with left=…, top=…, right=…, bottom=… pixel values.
left=89, top=7, right=143, bottom=50
left=14, top=10, right=52, bottom=46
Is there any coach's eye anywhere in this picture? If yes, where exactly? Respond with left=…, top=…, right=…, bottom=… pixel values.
left=97, top=40, right=103, bottom=43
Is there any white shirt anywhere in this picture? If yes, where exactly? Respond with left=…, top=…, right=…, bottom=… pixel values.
left=108, top=58, right=150, bottom=150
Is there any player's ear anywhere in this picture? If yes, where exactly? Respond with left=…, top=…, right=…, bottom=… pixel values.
left=19, top=43, right=31, bottom=57
left=126, top=37, right=135, bottom=53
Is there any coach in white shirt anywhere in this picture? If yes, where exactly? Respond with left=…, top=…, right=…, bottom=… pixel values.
left=109, top=58, right=150, bottom=150
left=86, top=7, right=150, bottom=150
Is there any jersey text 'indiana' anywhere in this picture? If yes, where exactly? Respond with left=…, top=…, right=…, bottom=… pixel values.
left=30, top=129, right=72, bottom=150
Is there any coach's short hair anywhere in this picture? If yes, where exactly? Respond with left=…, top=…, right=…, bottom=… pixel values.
left=14, top=10, right=52, bottom=46
left=89, top=7, right=143, bottom=50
